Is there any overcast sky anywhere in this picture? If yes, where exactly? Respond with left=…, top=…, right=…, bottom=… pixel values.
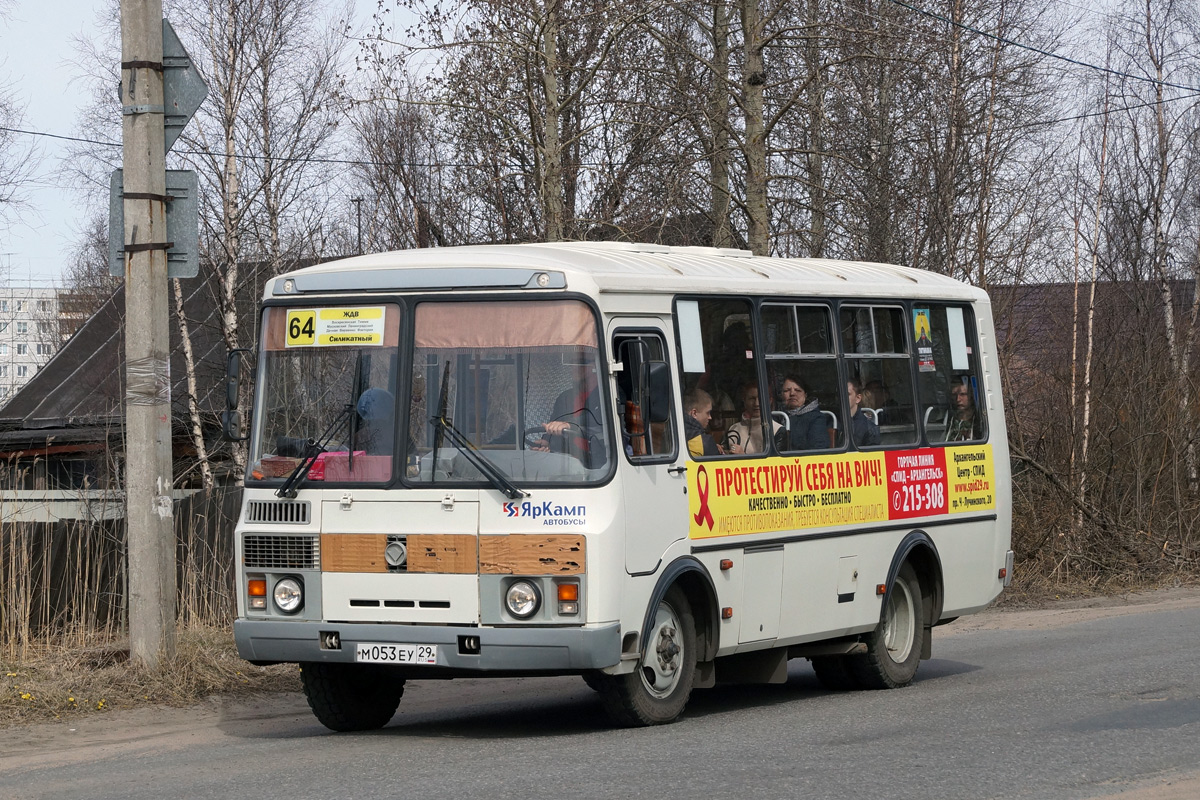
left=1, top=0, right=100, bottom=285
left=0, top=0, right=370, bottom=286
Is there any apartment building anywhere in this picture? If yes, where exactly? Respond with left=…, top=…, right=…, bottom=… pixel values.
left=0, top=284, right=79, bottom=404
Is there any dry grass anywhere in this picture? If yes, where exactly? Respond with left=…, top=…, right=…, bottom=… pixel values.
left=992, top=559, right=1200, bottom=609
left=0, top=625, right=299, bottom=727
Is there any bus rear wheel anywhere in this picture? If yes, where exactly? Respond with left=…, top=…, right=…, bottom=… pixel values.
left=300, top=662, right=405, bottom=732
left=597, top=585, right=696, bottom=726
left=850, top=562, right=924, bottom=689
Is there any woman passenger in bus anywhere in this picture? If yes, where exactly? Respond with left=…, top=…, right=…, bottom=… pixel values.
left=724, top=381, right=779, bottom=454
left=777, top=375, right=833, bottom=451
left=847, top=379, right=880, bottom=447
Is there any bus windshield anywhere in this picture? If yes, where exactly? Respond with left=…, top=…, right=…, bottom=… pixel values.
left=407, top=299, right=612, bottom=485
left=249, top=304, right=402, bottom=485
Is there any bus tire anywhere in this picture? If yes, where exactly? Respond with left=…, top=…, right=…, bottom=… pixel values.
left=850, top=562, right=924, bottom=689
left=597, top=585, right=696, bottom=726
left=300, top=662, right=405, bottom=732
left=810, top=655, right=860, bottom=691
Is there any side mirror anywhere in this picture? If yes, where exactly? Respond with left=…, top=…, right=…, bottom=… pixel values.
left=222, top=348, right=252, bottom=442
left=644, top=361, right=671, bottom=423
left=225, top=348, right=251, bottom=411
left=221, top=409, right=248, bottom=442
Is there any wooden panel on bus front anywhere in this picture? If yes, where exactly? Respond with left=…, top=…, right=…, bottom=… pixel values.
left=479, top=535, right=586, bottom=575
left=406, top=534, right=478, bottom=574
left=321, top=534, right=387, bottom=573
left=320, top=534, right=477, bottom=573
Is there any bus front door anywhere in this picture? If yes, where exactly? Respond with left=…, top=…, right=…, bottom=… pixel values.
left=610, top=322, right=688, bottom=575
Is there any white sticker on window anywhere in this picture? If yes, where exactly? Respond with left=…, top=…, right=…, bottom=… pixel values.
left=947, top=307, right=968, bottom=371
left=676, top=300, right=706, bottom=373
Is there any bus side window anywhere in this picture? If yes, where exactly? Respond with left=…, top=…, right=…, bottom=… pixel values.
left=914, top=304, right=988, bottom=444
left=764, top=303, right=842, bottom=452
left=838, top=305, right=918, bottom=447
left=675, top=298, right=756, bottom=459
left=614, top=333, right=676, bottom=461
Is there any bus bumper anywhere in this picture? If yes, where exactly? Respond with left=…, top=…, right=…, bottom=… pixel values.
left=234, top=619, right=622, bottom=671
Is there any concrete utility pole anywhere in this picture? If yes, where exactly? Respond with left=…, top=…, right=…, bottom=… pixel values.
left=120, top=0, right=176, bottom=667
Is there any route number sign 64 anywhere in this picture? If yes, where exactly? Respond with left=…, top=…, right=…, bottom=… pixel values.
left=286, top=310, right=317, bottom=346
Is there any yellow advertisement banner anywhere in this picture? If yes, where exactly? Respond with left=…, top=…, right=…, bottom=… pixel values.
left=688, top=444, right=994, bottom=539
left=945, top=445, right=996, bottom=513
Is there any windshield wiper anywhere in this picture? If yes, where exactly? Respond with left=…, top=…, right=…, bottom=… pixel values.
left=430, top=415, right=526, bottom=500
left=276, top=403, right=354, bottom=499
left=347, top=352, right=363, bottom=474
left=430, top=361, right=451, bottom=475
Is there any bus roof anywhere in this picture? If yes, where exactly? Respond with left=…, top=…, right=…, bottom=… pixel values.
left=268, top=242, right=988, bottom=303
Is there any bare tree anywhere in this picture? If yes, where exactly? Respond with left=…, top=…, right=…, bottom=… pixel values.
left=372, top=0, right=665, bottom=244
left=0, top=5, right=39, bottom=232
left=348, top=74, right=454, bottom=250
left=171, top=0, right=349, bottom=474
left=1097, top=0, right=1200, bottom=492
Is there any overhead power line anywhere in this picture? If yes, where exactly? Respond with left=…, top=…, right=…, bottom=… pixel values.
left=9, top=77, right=1200, bottom=177
left=887, top=0, right=1200, bottom=93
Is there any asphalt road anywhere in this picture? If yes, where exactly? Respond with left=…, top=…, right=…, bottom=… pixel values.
left=3, top=592, right=1199, bottom=800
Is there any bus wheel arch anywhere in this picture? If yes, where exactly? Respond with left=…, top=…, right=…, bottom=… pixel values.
left=848, top=533, right=943, bottom=690
left=888, top=531, right=944, bottom=652
left=665, top=561, right=720, bottom=664
left=597, top=558, right=716, bottom=726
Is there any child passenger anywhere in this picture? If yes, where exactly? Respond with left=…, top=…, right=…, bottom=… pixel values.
left=683, top=388, right=721, bottom=458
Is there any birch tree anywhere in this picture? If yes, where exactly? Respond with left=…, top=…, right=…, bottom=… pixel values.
left=173, top=0, right=347, bottom=475
left=1098, top=0, right=1200, bottom=494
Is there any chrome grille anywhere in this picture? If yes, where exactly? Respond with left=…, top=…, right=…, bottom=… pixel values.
left=243, top=534, right=320, bottom=570
left=246, top=500, right=310, bottom=524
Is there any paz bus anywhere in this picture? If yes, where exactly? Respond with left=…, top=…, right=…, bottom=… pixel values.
left=226, top=242, right=1012, bottom=730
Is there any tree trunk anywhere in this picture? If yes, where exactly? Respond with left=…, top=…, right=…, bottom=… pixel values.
left=539, top=2, right=566, bottom=242
left=709, top=1, right=734, bottom=249
left=1080, top=87, right=1110, bottom=528
left=804, top=0, right=826, bottom=257
left=172, top=278, right=214, bottom=490
left=1144, top=13, right=1197, bottom=493
left=741, top=0, right=769, bottom=255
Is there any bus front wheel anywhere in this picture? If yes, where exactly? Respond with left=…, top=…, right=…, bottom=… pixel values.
left=300, top=662, right=405, bottom=732
left=598, top=585, right=696, bottom=726
left=850, top=562, right=924, bottom=689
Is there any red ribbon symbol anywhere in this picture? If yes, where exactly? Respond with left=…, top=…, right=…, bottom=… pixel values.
left=693, top=465, right=715, bottom=531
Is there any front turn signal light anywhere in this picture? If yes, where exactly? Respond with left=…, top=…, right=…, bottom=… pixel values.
left=557, top=582, right=580, bottom=616
left=248, top=577, right=267, bottom=610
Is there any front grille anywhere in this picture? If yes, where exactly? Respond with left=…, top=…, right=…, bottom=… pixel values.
left=246, top=500, right=310, bottom=524
left=244, top=534, right=320, bottom=570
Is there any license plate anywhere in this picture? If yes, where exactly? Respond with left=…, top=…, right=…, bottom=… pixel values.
left=355, top=642, right=438, bottom=665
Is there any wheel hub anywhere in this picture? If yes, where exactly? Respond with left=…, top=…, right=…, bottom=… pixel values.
left=640, top=605, right=684, bottom=698
left=656, top=624, right=680, bottom=670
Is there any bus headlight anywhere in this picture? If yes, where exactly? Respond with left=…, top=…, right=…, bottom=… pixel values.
left=273, top=577, right=304, bottom=614
left=505, top=580, right=540, bottom=619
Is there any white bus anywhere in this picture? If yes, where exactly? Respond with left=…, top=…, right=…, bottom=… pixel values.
left=227, top=242, right=1013, bottom=730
